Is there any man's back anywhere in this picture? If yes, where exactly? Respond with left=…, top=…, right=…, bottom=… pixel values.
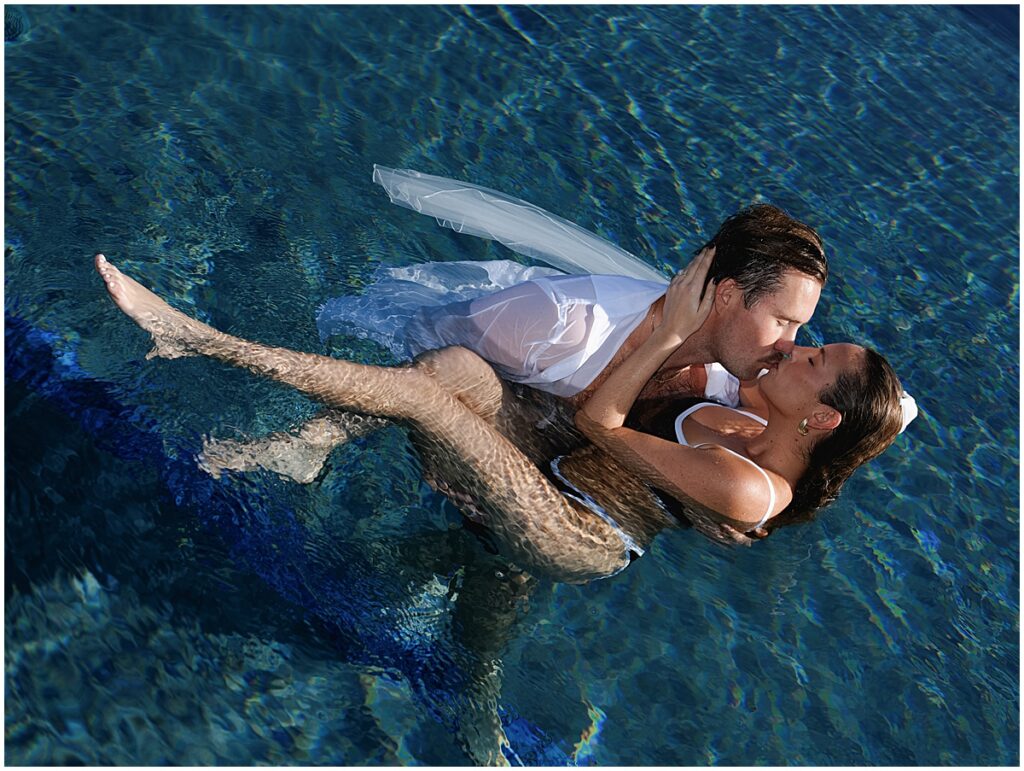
left=405, top=272, right=668, bottom=398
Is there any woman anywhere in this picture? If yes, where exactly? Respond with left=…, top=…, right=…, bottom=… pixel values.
left=95, top=249, right=904, bottom=583
left=576, top=260, right=905, bottom=535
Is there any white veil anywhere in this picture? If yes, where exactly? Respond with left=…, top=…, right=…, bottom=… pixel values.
left=372, top=165, right=669, bottom=284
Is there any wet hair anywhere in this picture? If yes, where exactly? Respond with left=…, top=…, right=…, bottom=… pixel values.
left=700, top=204, right=828, bottom=306
left=767, top=348, right=904, bottom=532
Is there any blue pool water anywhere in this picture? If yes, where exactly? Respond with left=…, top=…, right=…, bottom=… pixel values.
left=5, top=4, right=1018, bottom=765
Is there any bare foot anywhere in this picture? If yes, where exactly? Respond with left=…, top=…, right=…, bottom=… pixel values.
left=94, top=253, right=208, bottom=359
left=199, top=432, right=331, bottom=483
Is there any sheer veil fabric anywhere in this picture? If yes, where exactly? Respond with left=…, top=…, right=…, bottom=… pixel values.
left=316, top=167, right=670, bottom=396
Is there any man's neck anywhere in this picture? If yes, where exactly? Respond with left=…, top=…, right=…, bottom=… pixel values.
left=648, top=295, right=717, bottom=369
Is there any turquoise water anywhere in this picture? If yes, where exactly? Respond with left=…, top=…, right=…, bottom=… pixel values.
left=5, top=4, right=1018, bottom=765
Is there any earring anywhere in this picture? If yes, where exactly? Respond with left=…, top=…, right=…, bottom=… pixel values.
left=797, top=418, right=809, bottom=436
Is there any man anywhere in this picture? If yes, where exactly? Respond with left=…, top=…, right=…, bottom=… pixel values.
left=400, top=202, right=827, bottom=410
left=199, top=202, right=828, bottom=493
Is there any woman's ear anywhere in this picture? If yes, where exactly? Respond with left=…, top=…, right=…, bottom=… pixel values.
left=809, top=405, right=842, bottom=431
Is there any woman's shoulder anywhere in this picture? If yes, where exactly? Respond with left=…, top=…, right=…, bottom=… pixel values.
left=690, top=443, right=789, bottom=527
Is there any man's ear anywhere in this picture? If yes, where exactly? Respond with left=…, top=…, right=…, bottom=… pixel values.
left=714, top=278, right=740, bottom=311
left=809, top=405, right=842, bottom=431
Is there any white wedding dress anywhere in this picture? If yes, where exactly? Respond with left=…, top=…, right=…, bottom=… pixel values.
left=316, top=166, right=671, bottom=397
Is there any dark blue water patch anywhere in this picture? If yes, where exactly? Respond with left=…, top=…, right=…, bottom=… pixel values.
left=5, top=5, right=28, bottom=42
left=501, top=707, right=581, bottom=766
left=5, top=314, right=305, bottom=635
left=954, top=5, right=1019, bottom=50
left=5, top=312, right=570, bottom=764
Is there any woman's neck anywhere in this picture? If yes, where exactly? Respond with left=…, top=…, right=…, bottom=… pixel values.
left=743, top=415, right=813, bottom=486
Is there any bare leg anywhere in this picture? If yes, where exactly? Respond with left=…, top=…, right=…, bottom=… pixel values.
left=196, top=340, right=518, bottom=484
left=198, top=335, right=575, bottom=486
left=449, top=559, right=537, bottom=766
left=96, top=254, right=630, bottom=583
left=198, top=411, right=387, bottom=483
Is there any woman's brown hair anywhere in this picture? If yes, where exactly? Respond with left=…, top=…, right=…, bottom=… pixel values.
left=768, top=347, right=904, bottom=531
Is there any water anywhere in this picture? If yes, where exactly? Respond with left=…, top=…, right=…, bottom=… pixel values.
left=5, top=4, right=1018, bottom=765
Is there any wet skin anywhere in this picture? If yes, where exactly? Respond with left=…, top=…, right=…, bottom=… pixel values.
left=95, top=254, right=677, bottom=583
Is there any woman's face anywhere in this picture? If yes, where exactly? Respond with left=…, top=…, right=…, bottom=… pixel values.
left=759, top=342, right=864, bottom=414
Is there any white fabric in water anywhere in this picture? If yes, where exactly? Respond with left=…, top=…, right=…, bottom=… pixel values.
left=318, top=166, right=669, bottom=396
left=317, top=259, right=667, bottom=397
left=372, top=165, right=670, bottom=283
left=404, top=272, right=667, bottom=397
left=316, top=260, right=563, bottom=358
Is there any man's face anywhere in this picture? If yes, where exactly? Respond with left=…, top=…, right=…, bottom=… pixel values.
left=712, top=269, right=823, bottom=380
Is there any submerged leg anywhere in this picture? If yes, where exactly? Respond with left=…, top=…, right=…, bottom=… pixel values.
left=96, top=255, right=630, bottom=582
left=196, top=344, right=513, bottom=484
left=449, top=557, right=537, bottom=766
left=198, top=411, right=388, bottom=483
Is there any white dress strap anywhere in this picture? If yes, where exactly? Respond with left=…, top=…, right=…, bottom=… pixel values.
left=674, top=403, right=776, bottom=528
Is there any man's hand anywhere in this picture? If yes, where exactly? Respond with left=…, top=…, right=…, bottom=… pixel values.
left=658, top=247, right=716, bottom=343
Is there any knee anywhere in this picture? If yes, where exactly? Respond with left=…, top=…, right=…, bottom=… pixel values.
left=413, top=345, right=493, bottom=379
left=413, top=346, right=504, bottom=418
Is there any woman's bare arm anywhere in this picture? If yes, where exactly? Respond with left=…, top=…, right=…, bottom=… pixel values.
left=579, top=248, right=715, bottom=428
left=576, top=247, right=775, bottom=529
left=575, top=412, right=773, bottom=527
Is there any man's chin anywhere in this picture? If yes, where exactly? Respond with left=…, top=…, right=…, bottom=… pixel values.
left=723, top=364, right=764, bottom=381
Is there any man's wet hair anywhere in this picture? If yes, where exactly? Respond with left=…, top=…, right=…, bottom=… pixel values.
left=701, top=204, right=828, bottom=306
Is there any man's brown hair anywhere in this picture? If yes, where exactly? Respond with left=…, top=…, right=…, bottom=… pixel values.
left=701, top=204, right=828, bottom=305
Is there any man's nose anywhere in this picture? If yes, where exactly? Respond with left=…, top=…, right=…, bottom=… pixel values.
left=785, top=344, right=816, bottom=360
left=774, top=334, right=797, bottom=355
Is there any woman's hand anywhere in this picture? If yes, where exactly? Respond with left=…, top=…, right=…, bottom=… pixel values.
left=659, top=246, right=716, bottom=344
left=577, top=245, right=716, bottom=432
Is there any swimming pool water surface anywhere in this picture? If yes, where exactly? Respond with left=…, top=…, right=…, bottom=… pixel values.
left=4, top=4, right=1019, bottom=765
